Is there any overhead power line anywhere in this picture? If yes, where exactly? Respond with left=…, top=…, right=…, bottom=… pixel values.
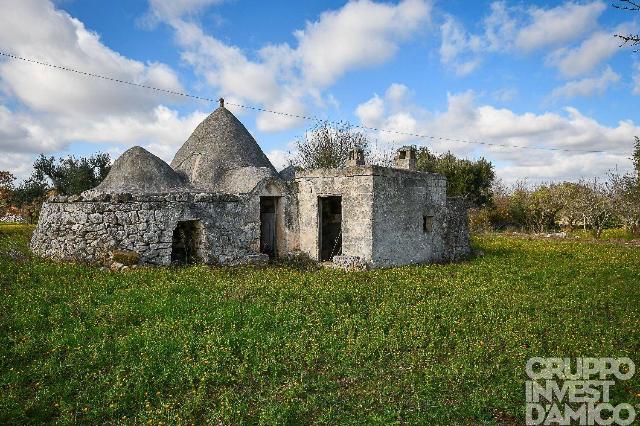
left=0, top=51, right=626, bottom=155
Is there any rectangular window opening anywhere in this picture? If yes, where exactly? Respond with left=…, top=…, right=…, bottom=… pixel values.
left=423, top=215, right=433, bottom=233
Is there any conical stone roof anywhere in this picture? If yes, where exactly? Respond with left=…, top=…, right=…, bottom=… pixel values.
left=170, top=106, right=277, bottom=192
left=95, top=146, right=188, bottom=193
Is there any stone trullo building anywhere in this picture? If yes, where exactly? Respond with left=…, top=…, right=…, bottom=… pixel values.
left=30, top=100, right=470, bottom=268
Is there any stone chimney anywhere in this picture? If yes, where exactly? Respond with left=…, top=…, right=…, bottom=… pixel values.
left=395, top=146, right=416, bottom=170
left=347, top=147, right=365, bottom=167
left=219, top=97, right=224, bottom=108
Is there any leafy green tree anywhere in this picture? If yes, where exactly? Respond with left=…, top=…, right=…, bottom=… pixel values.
left=556, top=182, right=588, bottom=231
left=13, top=176, right=48, bottom=205
left=608, top=137, right=640, bottom=236
left=611, top=173, right=640, bottom=236
left=524, top=185, right=565, bottom=233
left=13, top=173, right=48, bottom=224
left=11, top=153, right=111, bottom=223
left=293, top=121, right=369, bottom=169
left=416, top=148, right=495, bottom=207
left=33, top=153, right=111, bottom=195
left=576, top=178, right=616, bottom=238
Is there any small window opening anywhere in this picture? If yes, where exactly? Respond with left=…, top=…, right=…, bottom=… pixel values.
left=423, top=215, right=433, bottom=233
left=399, top=151, right=407, bottom=159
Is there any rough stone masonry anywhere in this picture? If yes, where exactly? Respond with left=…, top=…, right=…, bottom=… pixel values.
left=31, top=101, right=470, bottom=268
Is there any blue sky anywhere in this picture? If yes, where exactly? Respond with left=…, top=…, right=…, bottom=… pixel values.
left=1, top=0, right=639, bottom=184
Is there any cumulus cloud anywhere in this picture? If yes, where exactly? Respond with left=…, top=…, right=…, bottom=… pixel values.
left=355, top=94, right=386, bottom=127
left=295, top=0, right=430, bottom=86
left=0, top=0, right=206, bottom=179
left=439, top=2, right=517, bottom=68
left=549, top=67, right=620, bottom=101
left=149, top=0, right=432, bottom=132
left=62, top=106, right=208, bottom=161
left=439, top=16, right=482, bottom=76
left=355, top=83, right=638, bottom=183
left=0, top=0, right=184, bottom=117
left=0, top=154, right=36, bottom=181
left=0, top=107, right=50, bottom=153
left=438, top=1, right=614, bottom=78
left=265, top=149, right=291, bottom=171
left=514, top=1, right=605, bottom=52
left=548, top=23, right=636, bottom=78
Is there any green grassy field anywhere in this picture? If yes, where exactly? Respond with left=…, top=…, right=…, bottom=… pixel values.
left=1, top=224, right=639, bottom=424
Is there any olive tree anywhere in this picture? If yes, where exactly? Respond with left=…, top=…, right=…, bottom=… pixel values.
left=576, top=178, right=616, bottom=238
left=292, top=121, right=369, bottom=169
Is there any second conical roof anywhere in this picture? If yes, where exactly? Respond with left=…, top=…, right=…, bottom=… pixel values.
left=170, top=106, right=276, bottom=192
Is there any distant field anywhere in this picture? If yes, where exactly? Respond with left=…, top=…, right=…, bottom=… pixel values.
left=1, top=224, right=639, bottom=424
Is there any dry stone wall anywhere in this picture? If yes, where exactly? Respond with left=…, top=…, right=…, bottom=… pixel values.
left=30, top=192, right=259, bottom=266
left=443, top=197, right=471, bottom=261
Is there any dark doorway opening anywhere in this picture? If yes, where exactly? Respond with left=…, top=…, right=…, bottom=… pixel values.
left=171, top=220, right=203, bottom=264
left=260, top=197, right=280, bottom=257
left=319, top=196, right=342, bottom=261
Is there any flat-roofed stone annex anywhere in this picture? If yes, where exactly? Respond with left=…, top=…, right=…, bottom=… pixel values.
left=30, top=101, right=470, bottom=268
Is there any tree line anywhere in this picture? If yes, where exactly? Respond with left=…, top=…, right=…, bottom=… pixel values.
left=0, top=154, right=110, bottom=223
left=471, top=138, right=640, bottom=237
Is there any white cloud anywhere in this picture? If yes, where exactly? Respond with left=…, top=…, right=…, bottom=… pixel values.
left=0, top=0, right=184, bottom=118
left=0, top=106, right=67, bottom=162
left=0, top=153, right=36, bottom=181
left=492, top=88, right=517, bottom=103
left=266, top=149, right=291, bottom=171
left=548, top=22, right=636, bottom=78
left=439, top=2, right=517, bottom=68
left=255, top=96, right=307, bottom=133
left=515, top=1, right=606, bottom=52
left=151, top=0, right=432, bottom=132
left=439, top=16, right=466, bottom=64
left=549, top=67, right=620, bottom=100
left=482, top=1, right=518, bottom=52
left=356, top=84, right=639, bottom=183
left=295, top=0, right=431, bottom=86
left=62, top=106, right=208, bottom=161
left=438, top=1, right=610, bottom=76
left=0, top=0, right=207, bottom=179
left=355, top=94, right=385, bottom=127
left=439, top=16, right=482, bottom=76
